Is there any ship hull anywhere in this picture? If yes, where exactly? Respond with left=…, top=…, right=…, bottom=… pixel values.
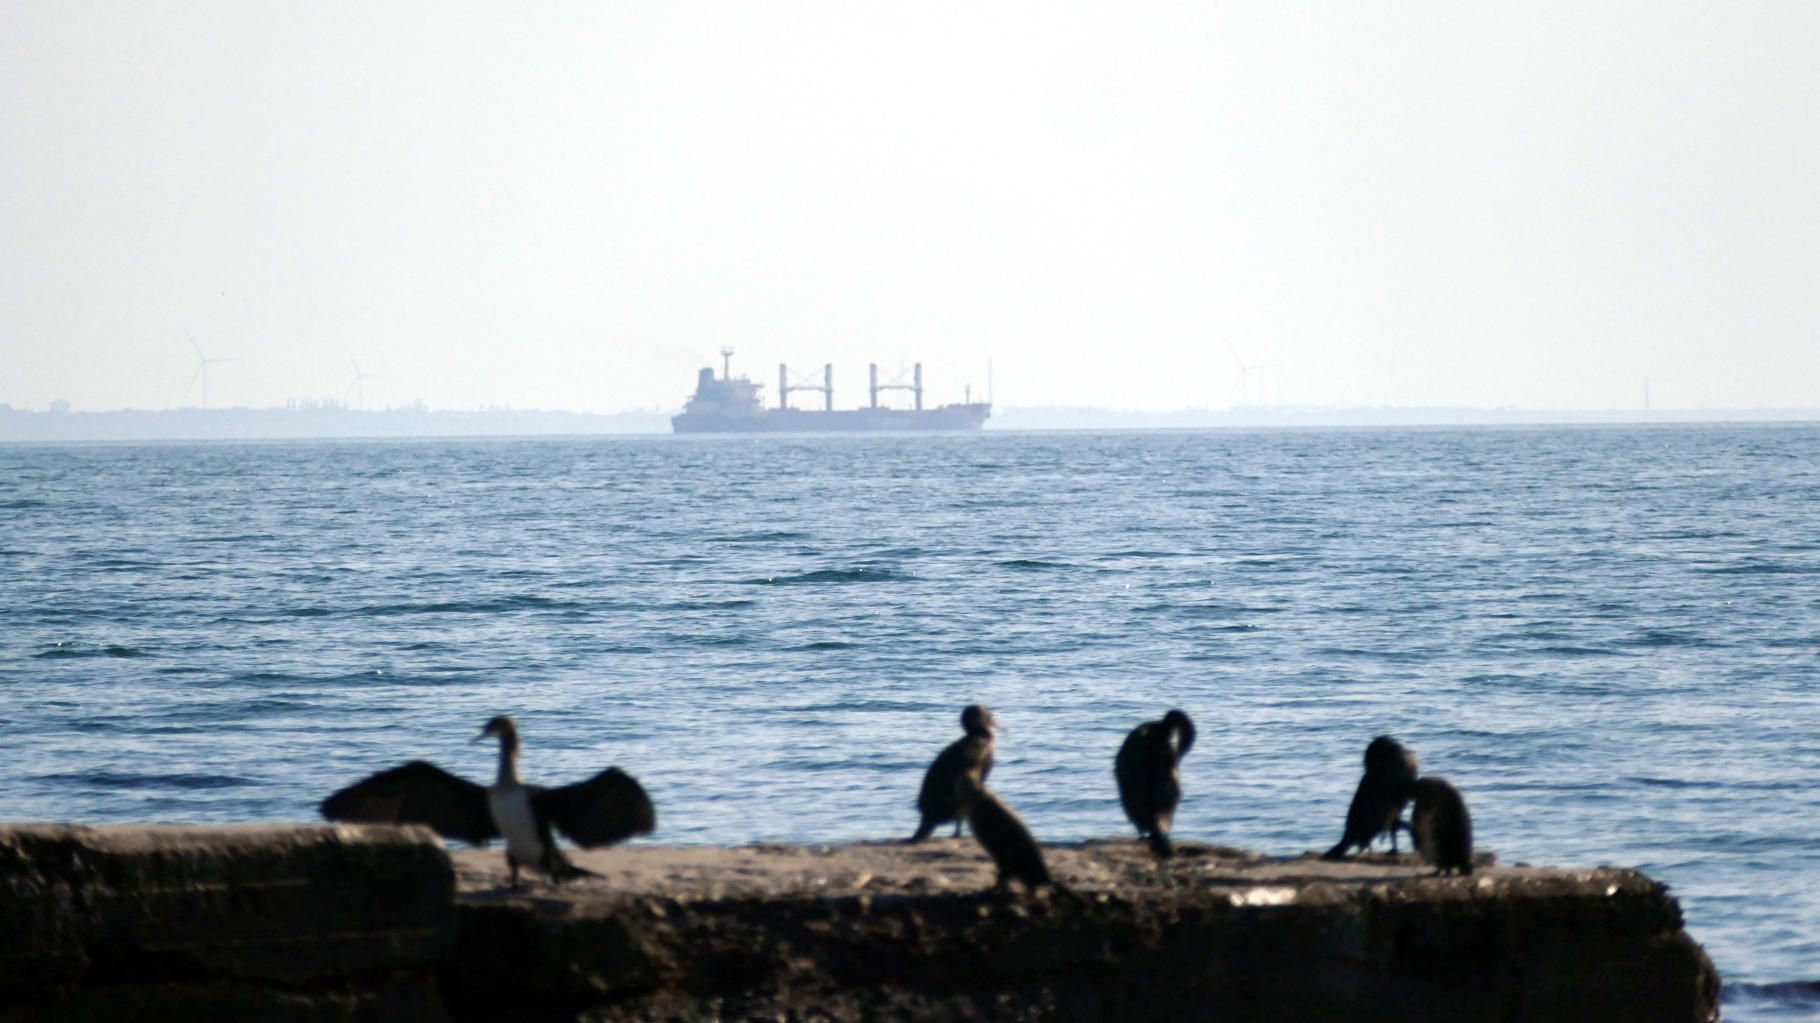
left=672, top=404, right=990, bottom=434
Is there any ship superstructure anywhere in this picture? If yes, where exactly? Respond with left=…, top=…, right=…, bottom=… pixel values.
left=671, top=349, right=990, bottom=433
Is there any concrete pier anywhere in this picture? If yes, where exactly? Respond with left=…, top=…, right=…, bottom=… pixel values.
left=0, top=825, right=1719, bottom=1022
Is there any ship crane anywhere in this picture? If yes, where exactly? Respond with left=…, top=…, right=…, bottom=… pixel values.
left=869, top=362, right=924, bottom=411
left=778, top=363, right=834, bottom=411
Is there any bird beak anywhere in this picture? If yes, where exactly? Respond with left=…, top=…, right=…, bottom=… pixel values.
left=471, top=730, right=488, bottom=743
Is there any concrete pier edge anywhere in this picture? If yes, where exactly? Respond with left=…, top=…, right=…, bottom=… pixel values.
left=0, top=824, right=1720, bottom=1022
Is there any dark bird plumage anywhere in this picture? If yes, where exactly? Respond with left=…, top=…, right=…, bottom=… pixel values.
left=1115, top=709, right=1196, bottom=858
left=1322, top=735, right=1419, bottom=860
left=909, top=704, right=997, bottom=842
left=954, top=774, right=1071, bottom=898
left=1411, top=776, right=1473, bottom=876
left=320, top=715, right=655, bottom=887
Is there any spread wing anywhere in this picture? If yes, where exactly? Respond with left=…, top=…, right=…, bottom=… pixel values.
left=319, top=760, right=497, bottom=846
left=532, top=767, right=656, bottom=847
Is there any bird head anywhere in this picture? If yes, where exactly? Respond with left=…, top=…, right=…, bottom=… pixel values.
left=1162, top=708, right=1196, bottom=755
left=1364, top=735, right=1415, bottom=776
left=475, top=715, right=519, bottom=745
left=961, top=704, right=999, bottom=736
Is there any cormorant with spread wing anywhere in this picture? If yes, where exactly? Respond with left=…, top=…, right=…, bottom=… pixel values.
left=320, top=715, right=655, bottom=887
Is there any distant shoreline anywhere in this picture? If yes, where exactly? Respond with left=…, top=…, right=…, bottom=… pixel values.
left=1, top=402, right=1815, bottom=442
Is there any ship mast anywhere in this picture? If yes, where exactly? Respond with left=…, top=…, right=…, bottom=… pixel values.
left=719, top=346, right=735, bottom=381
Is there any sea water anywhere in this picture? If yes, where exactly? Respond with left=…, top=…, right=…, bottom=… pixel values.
left=2, top=426, right=1816, bottom=1017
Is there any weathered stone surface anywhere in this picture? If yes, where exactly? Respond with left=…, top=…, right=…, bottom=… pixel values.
left=0, top=827, right=1720, bottom=1022
left=443, top=840, right=1721, bottom=1022
left=0, top=824, right=453, bottom=1019
left=1, top=977, right=445, bottom=1023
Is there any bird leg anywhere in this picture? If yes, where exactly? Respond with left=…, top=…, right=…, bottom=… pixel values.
left=952, top=820, right=965, bottom=839
left=507, top=854, right=523, bottom=890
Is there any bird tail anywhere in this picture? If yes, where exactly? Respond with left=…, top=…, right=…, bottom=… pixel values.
left=906, top=819, right=936, bottom=844
left=1147, top=831, right=1174, bottom=859
left=1321, top=840, right=1352, bottom=861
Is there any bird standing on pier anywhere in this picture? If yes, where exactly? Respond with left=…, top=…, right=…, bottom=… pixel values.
left=1114, top=709, right=1197, bottom=858
left=954, top=773, right=1074, bottom=899
left=320, top=715, right=655, bottom=887
left=908, top=704, right=997, bottom=842
left=1411, top=776, right=1474, bottom=876
left=1322, top=735, right=1419, bottom=860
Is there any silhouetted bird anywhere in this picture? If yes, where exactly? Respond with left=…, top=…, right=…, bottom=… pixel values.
left=954, top=774, right=1073, bottom=898
left=1322, top=735, right=1419, bottom=860
left=320, top=715, right=655, bottom=887
left=909, top=704, right=997, bottom=842
left=1411, top=776, right=1473, bottom=876
left=1114, top=708, right=1197, bottom=858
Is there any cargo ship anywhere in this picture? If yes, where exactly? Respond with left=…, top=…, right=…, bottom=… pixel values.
left=671, top=349, right=991, bottom=433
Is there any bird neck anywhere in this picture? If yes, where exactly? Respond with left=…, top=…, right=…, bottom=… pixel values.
left=1171, top=719, right=1196, bottom=759
left=494, top=734, right=522, bottom=786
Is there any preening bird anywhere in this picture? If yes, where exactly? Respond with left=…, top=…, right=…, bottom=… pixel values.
left=1411, top=776, right=1473, bottom=876
left=1322, top=735, right=1419, bottom=860
left=909, top=704, right=997, bottom=842
left=320, top=715, right=655, bottom=887
left=1114, top=708, right=1196, bottom=858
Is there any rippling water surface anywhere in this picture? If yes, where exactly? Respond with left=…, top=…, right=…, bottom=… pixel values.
left=3, top=427, right=1816, bottom=1013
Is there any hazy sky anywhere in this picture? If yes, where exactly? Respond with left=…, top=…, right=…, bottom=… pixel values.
left=4, top=3, right=1817, bottom=413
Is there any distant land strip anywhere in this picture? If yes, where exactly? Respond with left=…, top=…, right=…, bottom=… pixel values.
left=1, top=403, right=1816, bottom=442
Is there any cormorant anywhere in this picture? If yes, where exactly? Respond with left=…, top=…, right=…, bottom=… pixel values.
left=1411, top=776, right=1473, bottom=876
left=320, top=715, right=655, bottom=887
left=954, top=773, right=1072, bottom=899
left=908, top=704, right=997, bottom=842
left=1114, top=708, right=1196, bottom=858
left=1322, top=735, right=1419, bottom=860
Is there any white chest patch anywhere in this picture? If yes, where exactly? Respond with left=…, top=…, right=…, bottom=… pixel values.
left=487, top=786, right=546, bottom=863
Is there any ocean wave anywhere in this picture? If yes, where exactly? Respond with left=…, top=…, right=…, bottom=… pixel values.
left=1699, top=561, right=1820, bottom=576
left=1722, top=980, right=1820, bottom=1018
left=1626, top=629, right=1723, bottom=649
left=36, top=770, right=255, bottom=790
left=1536, top=644, right=1630, bottom=657
left=705, top=530, right=813, bottom=544
left=747, top=567, right=914, bottom=585
left=357, top=595, right=578, bottom=615
left=33, top=643, right=149, bottom=660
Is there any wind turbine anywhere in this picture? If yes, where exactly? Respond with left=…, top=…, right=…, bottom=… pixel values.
left=188, top=338, right=231, bottom=409
left=345, top=348, right=381, bottom=411
left=1226, top=343, right=1263, bottom=408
